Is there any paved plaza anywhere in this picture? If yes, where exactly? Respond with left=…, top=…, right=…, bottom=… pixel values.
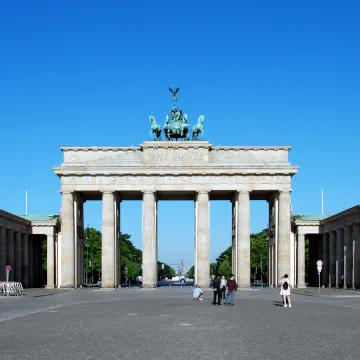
left=1, top=288, right=360, bottom=360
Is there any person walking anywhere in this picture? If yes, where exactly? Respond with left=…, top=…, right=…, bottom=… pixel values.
left=280, top=274, right=292, bottom=308
left=213, top=274, right=221, bottom=305
left=220, top=276, right=227, bottom=299
left=225, top=274, right=237, bottom=306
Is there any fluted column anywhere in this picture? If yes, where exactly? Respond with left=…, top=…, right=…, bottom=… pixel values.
left=353, top=224, right=360, bottom=288
left=28, top=237, right=34, bottom=287
left=344, top=226, right=353, bottom=289
left=6, top=229, right=15, bottom=281
left=60, top=191, right=75, bottom=287
left=102, top=191, right=116, bottom=288
left=14, top=231, right=22, bottom=282
left=278, top=191, right=291, bottom=282
left=237, top=191, right=250, bottom=288
left=21, top=234, right=29, bottom=288
left=46, top=234, right=55, bottom=288
left=142, top=191, right=157, bottom=288
left=336, top=228, right=344, bottom=288
left=0, top=227, right=6, bottom=281
left=268, top=244, right=272, bottom=287
left=329, top=231, right=336, bottom=287
left=297, top=233, right=306, bottom=288
left=322, top=233, right=329, bottom=287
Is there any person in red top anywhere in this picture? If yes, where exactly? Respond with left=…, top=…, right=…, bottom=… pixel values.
left=225, top=274, right=237, bottom=306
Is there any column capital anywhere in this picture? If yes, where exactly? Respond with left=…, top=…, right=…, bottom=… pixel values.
left=278, top=190, right=291, bottom=194
left=102, top=190, right=114, bottom=195
left=142, top=190, right=155, bottom=194
left=197, top=190, right=210, bottom=195
left=237, top=190, right=250, bottom=195
left=60, top=190, right=73, bottom=194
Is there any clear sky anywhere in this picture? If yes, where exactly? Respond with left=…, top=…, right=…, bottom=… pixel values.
left=1, top=1, right=359, bottom=270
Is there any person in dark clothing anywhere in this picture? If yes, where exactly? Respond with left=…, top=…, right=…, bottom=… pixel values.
left=213, top=274, right=221, bottom=305
left=225, top=274, right=237, bottom=306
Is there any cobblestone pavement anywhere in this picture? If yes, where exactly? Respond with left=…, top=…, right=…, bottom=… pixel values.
left=1, top=287, right=360, bottom=360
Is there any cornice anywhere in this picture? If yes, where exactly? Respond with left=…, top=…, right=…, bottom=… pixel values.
left=61, top=147, right=140, bottom=152
left=53, top=166, right=299, bottom=177
left=212, top=146, right=292, bottom=151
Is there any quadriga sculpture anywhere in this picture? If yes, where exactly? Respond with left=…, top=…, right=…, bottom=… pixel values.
left=149, top=116, right=162, bottom=141
left=191, top=115, right=204, bottom=140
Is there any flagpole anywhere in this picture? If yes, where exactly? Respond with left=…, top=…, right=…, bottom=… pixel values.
left=26, top=189, right=28, bottom=215
left=321, top=189, right=324, bottom=215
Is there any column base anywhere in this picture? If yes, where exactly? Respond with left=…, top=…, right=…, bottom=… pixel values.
left=142, top=284, right=157, bottom=289
left=296, top=285, right=306, bottom=288
left=45, top=285, right=55, bottom=289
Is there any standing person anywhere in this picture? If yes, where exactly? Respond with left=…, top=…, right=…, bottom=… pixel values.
left=213, top=274, right=221, bottom=305
left=280, top=274, right=292, bottom=308
left=279, top=275, right=286, bottom=304
left=220, top=276, right=227, bottom=299
left=225, top=274, right=237, bottom=306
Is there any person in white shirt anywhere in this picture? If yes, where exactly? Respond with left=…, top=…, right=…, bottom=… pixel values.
left=220, top=276, right=227, bottom=299
left=280, top=274, right=292, bottom=308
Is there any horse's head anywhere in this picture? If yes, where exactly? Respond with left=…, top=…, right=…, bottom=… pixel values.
left=198, top=115, right=205, bottom=124
left=149, top=116, right=155, bottom=124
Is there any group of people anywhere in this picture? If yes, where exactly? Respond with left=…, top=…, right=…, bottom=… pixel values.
left=193, top=274, right=238, bottom=306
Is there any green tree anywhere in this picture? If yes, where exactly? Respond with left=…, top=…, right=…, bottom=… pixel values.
left=218, top=259, right=232, bottom=278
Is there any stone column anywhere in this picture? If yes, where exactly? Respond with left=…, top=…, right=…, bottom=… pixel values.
left=344, top=226, right=353, bottom=289
left=6, top=229, right=15, bottom=281
left=329, top=231, right=336, bottom=287
left=102, top=191, right=116, bottom=288
left=195, top=191, right=210, bottom=288
left=142, top=191, right=157, bottom=288
left=336, top=228, right=344, bottom=288
left=28, top=236, right=34, bottom=287
left=297, top=233, right=306, bottom=288
left=46, top=234, right=55, bottom=289
left=268, top=244, right=272, bottom=287
left=14, top=231, right=22, bottom=282
left=236, top=191, right=250, bottom=288
left=0, top=226, right=6, bottom=281
left=21, top=234, right=29, bottom=287
left=322, top=233, right=329, bottom=287
left=115, top=196, right=121, bottom=287
left=60, top=191, right=75, bottom=287
left=353, top=224, right=360, bottom=288
left=278, top=191, right=291, bottom=282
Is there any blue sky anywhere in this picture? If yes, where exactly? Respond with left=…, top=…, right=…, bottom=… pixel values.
left=1, top=1, right=359, bottom=269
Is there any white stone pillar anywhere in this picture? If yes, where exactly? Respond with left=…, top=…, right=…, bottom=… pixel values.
left=14, top=231, right=22, bottom=282
left=6, top=229, right=15, bottom=281
left=268, top=241, right=273, bottom=287
left=46, top=234, right=55, bottom=288
left=353, top=224, right=360, bottom=288
left=102, top=191, right=116, bottom=288
left=336, top=228, right=344, bottom=288
left=236, top=191, right=250, bottom=288
left=322, top=233, right=329, bottom=287
left=21, top=234, right=29, bottom=287
left=28, top=237, right=34, bottom=287
left=60, top=191, right=75, bottom=287
left=142, top=191, right=157, bottom=288
left=277, top=191, right=291, bottom=282
left=114, top=196, right=121, bottom=287
left=344, top=226, right=353, bottom=289
left=329, top=231, right=336, bottom=287
left=0, top=227, right=6, bottom=281
left=195, top=191, right=210, bottom=288
left=297, top=233, right=306, bottom=288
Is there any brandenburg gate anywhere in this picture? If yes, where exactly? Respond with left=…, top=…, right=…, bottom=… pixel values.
left=53, top=89, right=299, bottom=289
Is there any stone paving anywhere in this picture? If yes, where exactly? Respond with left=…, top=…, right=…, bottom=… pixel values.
left=1, top=287, right=360, bottom=360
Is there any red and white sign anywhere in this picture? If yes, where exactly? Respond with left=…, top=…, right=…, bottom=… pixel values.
left=317, top=265, right=322, bottom=272
left=316, top=260, right=323, bottom=266
left=6, top=265, right=11, bottom=271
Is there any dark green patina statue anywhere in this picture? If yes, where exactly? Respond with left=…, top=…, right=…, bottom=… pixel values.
left=149, top=88, right=204, bottom=141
